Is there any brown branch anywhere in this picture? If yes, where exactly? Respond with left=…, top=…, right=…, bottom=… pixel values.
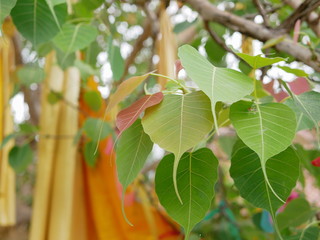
left=253, top=0, right=270, bottom=26
left=279, top=0, right=320, bottom=32
left=185, top=0, right=320, bottom=72
left=203, top=21, right=240, bottom=60
left=284, top=0, right=320, bottom=37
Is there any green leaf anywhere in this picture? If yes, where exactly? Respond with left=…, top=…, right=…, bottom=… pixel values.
left=230, top=141, right=299, bottom=234
left=155, top=148, right=219, bottom=238
left=173, top=19, right=197, bottom=34
left=0, top=0, right=17, bottom=25
left=236, top=52, right=286, bottom=69
left=108, top=39, right=124, bottom=81
left=83, top=118, right=112, bottom=142
left=74, top=59, right=99, bottom=80
left=142, top=91, right=213, bottom=203
left=53, top=23, right=98, bottom=54
left=285, top=91, right=320, bottom=132
left=19, top=123, right=38, bottom=134
left=17, top=66, right=45, bottom=86
left=84, top=41, right=101, bottom=67
left=0, top=133, right=16, bottom=150
left=278, top=66, right=309, bottom=77
left=178, top=44, right=253, bottom=134
left=47, top=91, right=62, bottom=104
left=9, top=144, right=34, bottom=173
left=284, top=226, right=320, bottom=240
left=83, top=91, right=102, bottom=112
left=11, top=0, right=67, bottom=46
left=230, top=101, right=296, bottom=202
left=116, top=119, right=153, bottom=224
left=261, top=35, right=286, bottom=50
left=277, top=198, right=313, bottom=230
left=56, top=47, right=75, bottom=70
left=84, top=141, right=98, bottom=167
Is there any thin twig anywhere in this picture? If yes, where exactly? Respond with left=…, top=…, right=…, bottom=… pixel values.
left=253, top=0, right=270, bottom=27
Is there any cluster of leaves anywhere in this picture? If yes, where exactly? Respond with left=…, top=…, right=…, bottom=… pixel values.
left=113, top=45, right=320, bottom=239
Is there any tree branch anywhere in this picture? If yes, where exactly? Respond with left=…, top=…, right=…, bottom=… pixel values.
left=252, top=0, right=270, bottom=26
left=185, top=0, right=320, bottom=72
left=279, top=0, right=320, bottom=32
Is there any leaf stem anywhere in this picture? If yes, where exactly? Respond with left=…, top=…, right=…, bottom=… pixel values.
left=150, top=73, right=190, bottom=94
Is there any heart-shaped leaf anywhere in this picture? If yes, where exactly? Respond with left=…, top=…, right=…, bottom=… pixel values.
left=142, top=91, right=213, bottom=202
left=9, top=144, right=34, bottom=173
left=230, top=141, right=299, bottom=235
left=116, top=119, right=153, bottom=224
left=178, top=44, right=253, bottom=133
left=230, top=101, right=296, bottom=202
left=116, top=92, right=163, bottom=133
left=155, top=148, right=218, bottom=239
left=11, top=0, right=67, bottom=46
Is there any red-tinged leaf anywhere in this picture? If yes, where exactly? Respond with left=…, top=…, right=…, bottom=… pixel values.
left=116, top=92, right=164, bottom=133
left=106, top=73, right=152, bottom=113
left=311, top=157, right=320, bottom=167
left=289, top=77, right=310, bottom=95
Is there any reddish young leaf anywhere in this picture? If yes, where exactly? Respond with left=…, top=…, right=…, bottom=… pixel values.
left=116, top=92, right=164, bottom=133
left=311, top=157, right=320, bottom=167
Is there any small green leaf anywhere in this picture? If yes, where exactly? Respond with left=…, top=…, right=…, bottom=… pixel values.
left=108, top=39, right=124, bottom=81
left=284, top=226, right=320, bottom=240
left=74, top=59, right=99, bottom=80
left=278, top=66, right=309, bottom=77
left=84, top=91, right=102, bottom=112
left=262, top=35, right=286, bottom=50
left=178, top=44, right=253, bottom=134
left=236, top=52, right=286, bottom=69
left=19, top=123, right=38, bottom=134
left=53, top=23, right=98, bottom=53
left=0, top=133, right=16, bottom=150
left=17, top=66, right=45, bottom=86
left=84, top=141, right=98, bottom=167
left=9, top=144, right=34, bottom=173
left=116, top=119, right=153, bottom=224
left=0, top=0, right=17, bottom=25
left=84, top=41, right=101, bottom=67
left=11, top=0, right=67, bottom=46
left=83, top=118, right=112, bottom=142
left=142, top=91, right=213, bottom=203
left=277, top=198, right=313, bottom=230
left=155, top=148, right=219, bottom=239
left=47, top=91, right=62, bottom=105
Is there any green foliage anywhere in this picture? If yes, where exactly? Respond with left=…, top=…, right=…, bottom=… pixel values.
left=83, top=118, right=112, bottom=142
left=17, top=66, right=45, bottom=86
left=84, top=141, right=98, bottom=167
left=155, top=148, right=218, bottom=238
left=9, top=144, right=34, bottom=173
left=236, top=52, right=286, bottom=69
left=108, top=38, right=124, bottom=81
left=178, top=45, right=254, bottom=133
left=83, top=90, right=102, bottom=112
left=11, top=0, right=67, bottom=46
left=142, top=91, right=213, bottom=202
left=0, top=0, right=17, bottom=25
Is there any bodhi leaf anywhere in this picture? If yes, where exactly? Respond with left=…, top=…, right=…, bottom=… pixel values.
left=236, top=52, right=286, bottom=69
left=155, top=148, right=218, bottom=239
left=0, top=0, right=17, bottom=25
left=142, top=91, right=213, bottom=203
left=277, top=198, right=313, bottom=230
left=83, top=118, right=112, bottom=142
left=84, top=141, right=98, bottom=167
left=116, top=92, right=163, bottom=133
left=17, top=66, right=45, bottom=86
left=285, top=91, right=320, bottom=142
left=230, top=101, right=296, bottom=202
left=11, top=0, right=67, bottom=46
left=230, top=141, right=299, bottom=235
left=116, top=119, right=153, bottom=225
left=53, top=23, right=98, bottom=55
left=108, top=39, right=124, bottom=81
left=84, top=91, right=102, bottom=112
left=178, top=44, right=253, bottom=134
